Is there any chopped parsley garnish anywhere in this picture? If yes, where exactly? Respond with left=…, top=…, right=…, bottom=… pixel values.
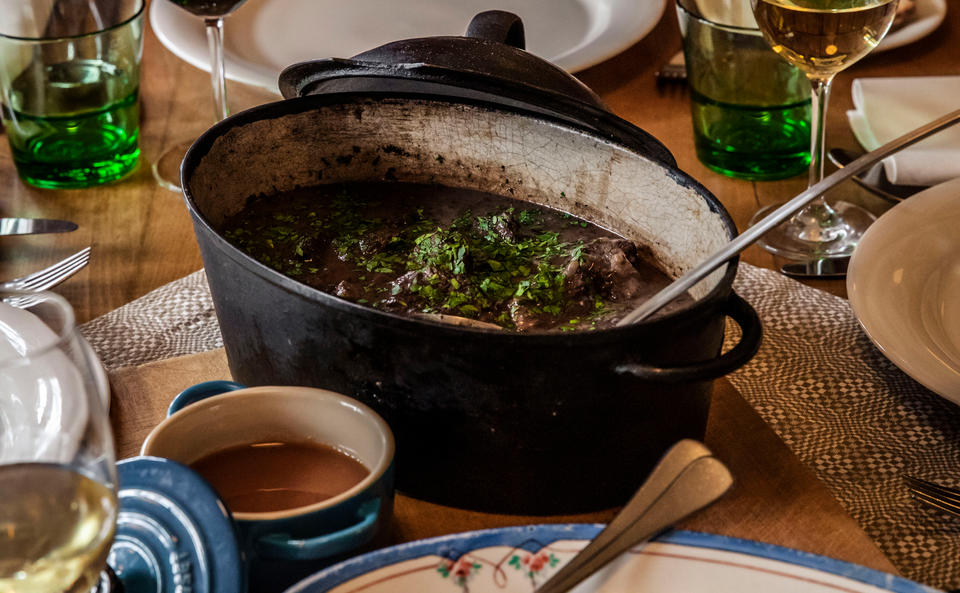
left=221, top=184, right=648, bottom=331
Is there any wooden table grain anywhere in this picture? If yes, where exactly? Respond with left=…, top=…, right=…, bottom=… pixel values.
left=2, top=4, right=956, bottom=321
left=2, top=0, right=957, bottom=584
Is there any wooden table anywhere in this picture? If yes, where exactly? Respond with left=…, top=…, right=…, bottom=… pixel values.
left=2, top=3, right=956, bottom=318
left=0, top=6, right=960, bottom=322
left=3, top=0, right=957, bottom=585
left=0, top=2, right=938, bottom=317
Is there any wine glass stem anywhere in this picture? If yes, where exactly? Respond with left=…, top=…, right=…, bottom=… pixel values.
left=204, top=17, right=229, bottom=122
left=790, top=74, right=842, bottom=237
left=808, top=75, right=833, bottom=188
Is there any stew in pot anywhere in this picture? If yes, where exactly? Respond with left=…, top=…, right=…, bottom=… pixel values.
left=220, top=182, right=692, bottom=331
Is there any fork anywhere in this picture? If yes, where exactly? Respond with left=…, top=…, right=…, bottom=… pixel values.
left=903, top=474, right=960, bottom=518
left=656, top=50, right=687, bottom=84
left=1, top=247, right=92, bottom=292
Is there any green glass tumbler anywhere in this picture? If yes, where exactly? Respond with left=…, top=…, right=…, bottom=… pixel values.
left=0, top=0, right=145, bottom=189
left=678, top=0, right=811, bottom=180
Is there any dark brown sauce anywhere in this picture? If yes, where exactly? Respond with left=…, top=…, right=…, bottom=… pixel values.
left=221, top=182, right=692, bottom=331
left=190, top=441, right=369, bottom=513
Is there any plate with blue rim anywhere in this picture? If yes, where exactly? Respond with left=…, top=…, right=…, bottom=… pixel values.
left=284, top=525, right=934, bottom=593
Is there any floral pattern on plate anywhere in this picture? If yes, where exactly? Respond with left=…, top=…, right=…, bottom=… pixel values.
left=286, top=526, right=937, bottom=593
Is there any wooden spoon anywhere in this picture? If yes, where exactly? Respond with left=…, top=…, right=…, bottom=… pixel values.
left=535, top=439, right=733, bottom=593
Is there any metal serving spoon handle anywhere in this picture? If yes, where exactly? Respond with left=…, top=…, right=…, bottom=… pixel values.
left=535, top=440, right=733, bottom=593
left=412, top=312, right=503, bottom=330
left=618, top=107, right=960, bottom=326
left=827, top=147, right=924, bottom=202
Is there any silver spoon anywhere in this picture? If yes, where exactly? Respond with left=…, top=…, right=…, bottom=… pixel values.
left=619, top=107, right=960, bottom=325
left=827, top=147, right=925, bottom=203
left=536, top=439, right=733, bottom=593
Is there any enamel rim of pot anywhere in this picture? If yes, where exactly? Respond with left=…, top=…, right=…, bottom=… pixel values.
left=180, top=91, right=759, bottom=376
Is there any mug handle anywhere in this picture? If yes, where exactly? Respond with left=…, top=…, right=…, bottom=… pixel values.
left=168, top=380, right=247, bottom=416
left=254, top=499, right=382, bottom=561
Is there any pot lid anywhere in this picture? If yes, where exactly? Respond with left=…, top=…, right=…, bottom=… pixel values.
left=278, top=11, right=675, bottom=167
left=279, top=11, right=599, bottom=106
left=107, top=456, right=245, bottom=593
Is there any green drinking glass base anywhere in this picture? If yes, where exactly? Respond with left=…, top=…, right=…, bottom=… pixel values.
left=16, top=148, right=140, bottom=189
left=691, top=90, right=812, bottom=181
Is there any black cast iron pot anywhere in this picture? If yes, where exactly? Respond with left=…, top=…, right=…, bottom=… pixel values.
left=180, top=14, right=761, bottom=514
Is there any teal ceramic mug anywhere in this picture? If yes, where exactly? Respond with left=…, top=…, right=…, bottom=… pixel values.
left=141, top=381, right=395, bottom=590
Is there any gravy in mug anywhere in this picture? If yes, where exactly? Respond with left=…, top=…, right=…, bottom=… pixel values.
left=190, top=440, right=369, bottom=513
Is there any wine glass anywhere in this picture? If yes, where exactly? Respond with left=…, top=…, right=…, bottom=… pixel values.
left=748, top=0, right=899, bottom=261
left=152, top=0, right=248, bottom=192
left=0, top=291, right=116, bottom=592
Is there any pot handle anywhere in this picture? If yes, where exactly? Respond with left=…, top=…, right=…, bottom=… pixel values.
left=465, top=10, right=526, bottom=49
left=254, top=499, right=382, bottom=561
left=615, top=293, right=762, bottom=383
left=167, top=380, right=247, bottom=416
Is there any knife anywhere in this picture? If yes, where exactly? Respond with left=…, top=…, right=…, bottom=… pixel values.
left=781, top=257, right=849, bottom=279
left=0, top=218, right=78, bottom=236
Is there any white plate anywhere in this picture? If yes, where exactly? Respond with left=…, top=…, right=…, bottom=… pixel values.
left=150, top=0, right=668, bottom=94
left=876, top=0, right=947, bottom=53
left=848, top=176, right=960, bottom=403
left=284, top=526, right=934, bottom=593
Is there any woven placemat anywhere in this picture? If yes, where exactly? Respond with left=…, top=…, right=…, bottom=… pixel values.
left=80, top=263, right=960, bottom=590
left=723, top=264, right=960, bottom=591
left=80, top=270, right=220, bottom=371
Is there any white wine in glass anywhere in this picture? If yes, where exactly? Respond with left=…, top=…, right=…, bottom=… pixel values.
left=0, top=292, right=116, bottom=593
left=749, top=0, right=898, bottom=261
left=0, top=467, right=115, bottom=592
left=152, top=0, right=248, bottom=192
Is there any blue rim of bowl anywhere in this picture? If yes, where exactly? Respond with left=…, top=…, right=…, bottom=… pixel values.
left=284, top=526, right=935, bottom=593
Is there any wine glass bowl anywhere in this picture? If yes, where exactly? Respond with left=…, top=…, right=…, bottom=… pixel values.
left=152, top=0, right=249, bottom=192
left=748, top=0, right=899, bottom=261
left=752, top=0, right=899, bottom=79
left=0, top=292, right=116, bottom=593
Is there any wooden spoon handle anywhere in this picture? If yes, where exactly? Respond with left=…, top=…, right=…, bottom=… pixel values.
left=536, top=440, right=733, bottom=593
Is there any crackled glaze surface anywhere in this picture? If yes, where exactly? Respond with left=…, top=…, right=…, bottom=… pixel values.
left=189, top=98, right=731, bottom=300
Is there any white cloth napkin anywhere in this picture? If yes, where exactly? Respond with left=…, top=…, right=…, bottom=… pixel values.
left=847, top=76, right=960, bottom=187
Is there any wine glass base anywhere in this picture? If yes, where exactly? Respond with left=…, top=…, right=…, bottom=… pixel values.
left=750, top=200, right=877, bottom=261
left=151, top=139, right=195, bottom=193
